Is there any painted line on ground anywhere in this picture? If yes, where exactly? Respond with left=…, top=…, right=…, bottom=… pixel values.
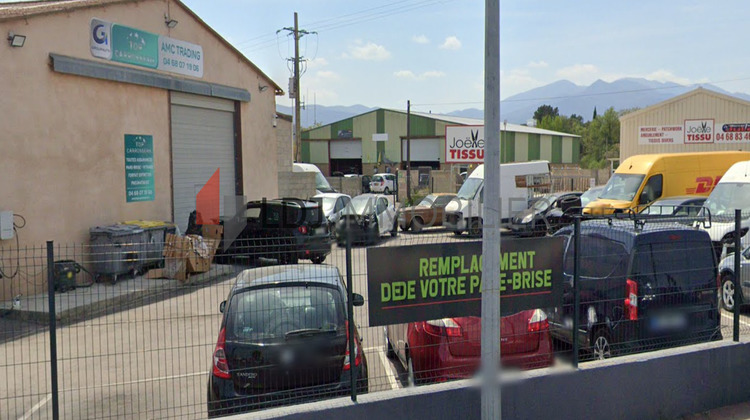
left=61, top=371, right=207, bottom=393
left=17, top=393, right=51, bottom=420
left=721, top=312, right=750, bottom=328
left=377, top=348, right=399, bottom=390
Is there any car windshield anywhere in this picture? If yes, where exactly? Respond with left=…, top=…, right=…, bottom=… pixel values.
left=532, top=194, right=559, bottom=212
left=580, top=187, right=603, bottom=207
left=348, top=196, right=376, bottom=215
left=315, top=172, right=335, bottom=193
left=251, top=203, right=323, bottom=227
left=457, top=177, right=483, bottom=200
left=321, top=197, right=336, bottom=215
left=226, top=286, right=345, bottom=341
left=703, top=183, right=750, bottom=219
left=598, top=174, right=645, bottom=201
left=419, top=195, right=437, bottom=207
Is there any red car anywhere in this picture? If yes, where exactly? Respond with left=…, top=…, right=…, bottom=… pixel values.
left=384, top=309, right=553, bottom=382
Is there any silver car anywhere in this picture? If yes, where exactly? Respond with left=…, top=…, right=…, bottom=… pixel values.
left=718, top=245, right=750, bottom=311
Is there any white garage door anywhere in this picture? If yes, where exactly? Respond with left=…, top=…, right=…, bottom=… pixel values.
left=402, top=138, right=441, bottom=161
left=171, top=92, right=236, bottom=233
left=330, top=139, right=362, bottom=159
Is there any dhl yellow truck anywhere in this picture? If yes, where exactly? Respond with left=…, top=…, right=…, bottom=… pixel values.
left=583, top=151, right=750, bottom=215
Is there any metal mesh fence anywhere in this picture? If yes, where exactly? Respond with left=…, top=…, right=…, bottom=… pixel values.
left=2, top=205, right=750, bottom=418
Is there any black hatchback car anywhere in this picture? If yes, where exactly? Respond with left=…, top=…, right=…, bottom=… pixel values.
left=548, top=219, right=721, bottom=360
left=207, top=264, right=368, bottom=417
left=216, top=199, right=331, bottom=265
left=510, top=192, right=582, bottom=236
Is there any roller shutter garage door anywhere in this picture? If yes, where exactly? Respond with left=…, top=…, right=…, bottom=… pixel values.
left=402, top=138, right=441, bottom=168
left=171, top=92, right=236, bottom=233
left=330, top=139, right=363, bottom=174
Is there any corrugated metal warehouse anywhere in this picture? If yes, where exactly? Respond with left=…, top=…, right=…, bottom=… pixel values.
left=301, top=108, right=581, bottom=176
left=620, top=87, right=750, bottom=161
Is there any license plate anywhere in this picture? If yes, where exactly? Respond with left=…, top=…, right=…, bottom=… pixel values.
left=650, top=312, right=688, bottom=332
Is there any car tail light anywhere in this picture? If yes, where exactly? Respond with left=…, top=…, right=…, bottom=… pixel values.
left=527, top=309, right=549, bottom=332
left=212, top=327, right=231, bottom=379
left=624, top=279, right=638, bottom=321
left=424, top=318, right=463, bottom=337
left=343, top=321, right=361, bottom=371
left=298, top=226, right=308, bottom=234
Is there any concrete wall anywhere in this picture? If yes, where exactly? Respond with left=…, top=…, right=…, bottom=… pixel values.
left=0, top=0, right=279, bottom=299
left=325, top=177, right=362, bottom=198
left=277, top=172, right=316, bottom=200
left=244, top=340, right=750, bottom=420
left=276, top=117, right=293, bottom=173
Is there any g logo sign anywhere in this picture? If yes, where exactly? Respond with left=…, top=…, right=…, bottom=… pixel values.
left=93, top=24, right=108, bottom=45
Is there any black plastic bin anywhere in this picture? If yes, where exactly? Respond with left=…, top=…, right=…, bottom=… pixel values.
left=90, top=225, right=146, bottom=284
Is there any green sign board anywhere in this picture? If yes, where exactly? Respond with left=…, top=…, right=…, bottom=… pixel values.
left=111, top=24, right=159, bottom=68
left=124, top=134, right=155, bottom=202
left=366, top=238, right=564, bottom=326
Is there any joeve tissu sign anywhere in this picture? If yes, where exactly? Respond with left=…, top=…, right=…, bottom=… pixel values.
left=90, top=18, right=204, bottom=78
left=124, top=135, right=155, bottom=202
left=366, top=237, right=564, bottom=326
left=445, top=125, right=485, bottom=163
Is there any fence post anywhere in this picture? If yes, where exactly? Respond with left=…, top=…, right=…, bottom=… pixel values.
left=734, top=209, right=741, bottom=342
left=572, top=217, right=581, bottom=368
left=345, top=225, right=357, bottom=402
left=47, top=241, right=60, bottom=420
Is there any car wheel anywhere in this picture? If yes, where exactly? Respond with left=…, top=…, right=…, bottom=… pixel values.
left=591, top=329, right=612, bottom=360
left=410, top=217, right=423, bottom=233
left=311, top=255, right=326, bottom=264
left=384, top=187, right=391, bottom=195
left=384, top=327, right=396, bottom=359
left=390, top=220, right=399, bottom=237
left=468, top=219, right=482, bottom=237
left=722, top=273, right=736, bottom=312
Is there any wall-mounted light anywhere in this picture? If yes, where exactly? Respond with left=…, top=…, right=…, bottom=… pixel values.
left=258, top=85, right=269, bottom=93
left=7, top=32, right=26, bottom=48
left=164, top=13, right=178, bottom=28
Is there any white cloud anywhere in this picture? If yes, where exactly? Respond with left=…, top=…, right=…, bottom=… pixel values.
left=394, top=70, right=445, bottom=80
left=527, top=60, right=548, bottom=69
left=555, top=64, right=600, bottom=84
left=412, top=35, right=430, bottom=44
left=306, top=57, right=329, bottom=69
left=344, top=42, right=391, bottom=61
left=315, top=70, right=340, bottom=81
left=439, top=36, right=462, bottom=50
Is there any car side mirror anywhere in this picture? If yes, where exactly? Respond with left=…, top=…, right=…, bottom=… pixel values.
left=559, top=196, right=581, bottom=212
left=352, top=293, right=365, bottom=307
left=219, top=300, right=226, bottom=313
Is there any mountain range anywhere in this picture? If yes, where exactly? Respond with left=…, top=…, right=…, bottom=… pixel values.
left=277, top=78, right=750, bottom=127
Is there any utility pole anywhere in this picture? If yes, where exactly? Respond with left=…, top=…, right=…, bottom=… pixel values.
left=293, top=12, right=301, bottom=162
left=481, top=0, right=501, bottom=419
left=280, top=13, right=315, bottom=163
left=406, top=100, right=412, bottom=203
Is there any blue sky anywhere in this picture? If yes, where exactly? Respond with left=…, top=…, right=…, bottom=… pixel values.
left=5, top=0, right=750, bottom=113
left=177, top=0, right=750, bottom=113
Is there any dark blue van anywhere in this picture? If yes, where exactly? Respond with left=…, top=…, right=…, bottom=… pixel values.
left=548, top=219, right=722, bottom=360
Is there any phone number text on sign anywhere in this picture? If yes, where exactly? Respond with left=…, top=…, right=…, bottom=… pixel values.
left=716, top=123, right=750, bottom=143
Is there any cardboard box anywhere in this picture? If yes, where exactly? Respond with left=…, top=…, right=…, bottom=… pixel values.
left=201, top=225, right=224, bottom=240
left=162, top=233, right=220, bottom=282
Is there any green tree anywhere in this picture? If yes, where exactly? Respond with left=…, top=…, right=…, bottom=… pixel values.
left=581, top=107, right=619, bottom=168
left=533, top=104, right=559, bottom=124
left=592, top=107, right=598, bottom=119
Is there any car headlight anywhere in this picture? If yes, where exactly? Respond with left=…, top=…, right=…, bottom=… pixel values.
left=521, top=214, right=534, bottom=224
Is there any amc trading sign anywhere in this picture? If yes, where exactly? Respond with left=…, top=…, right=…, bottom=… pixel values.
left=445, top=125, right=485, bottom=163
left=367, top=238, right=564, bottom=326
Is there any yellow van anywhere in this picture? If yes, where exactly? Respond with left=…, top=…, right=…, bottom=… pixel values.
left=584, top=151, right=750, bottom=214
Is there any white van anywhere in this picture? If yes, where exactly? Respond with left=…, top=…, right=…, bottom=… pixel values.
left=700, top=160, right=750, bottom=258
left=292, top=163, right=336, bottom=195
left=444, top=160, right=551, bottom=236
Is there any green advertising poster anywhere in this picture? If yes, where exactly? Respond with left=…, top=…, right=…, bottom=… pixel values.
left=112, top=24, right=159, bottom=69
left=366, top=238, right=564, bottom=326
left=124, top=135, right=155, bottom=202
